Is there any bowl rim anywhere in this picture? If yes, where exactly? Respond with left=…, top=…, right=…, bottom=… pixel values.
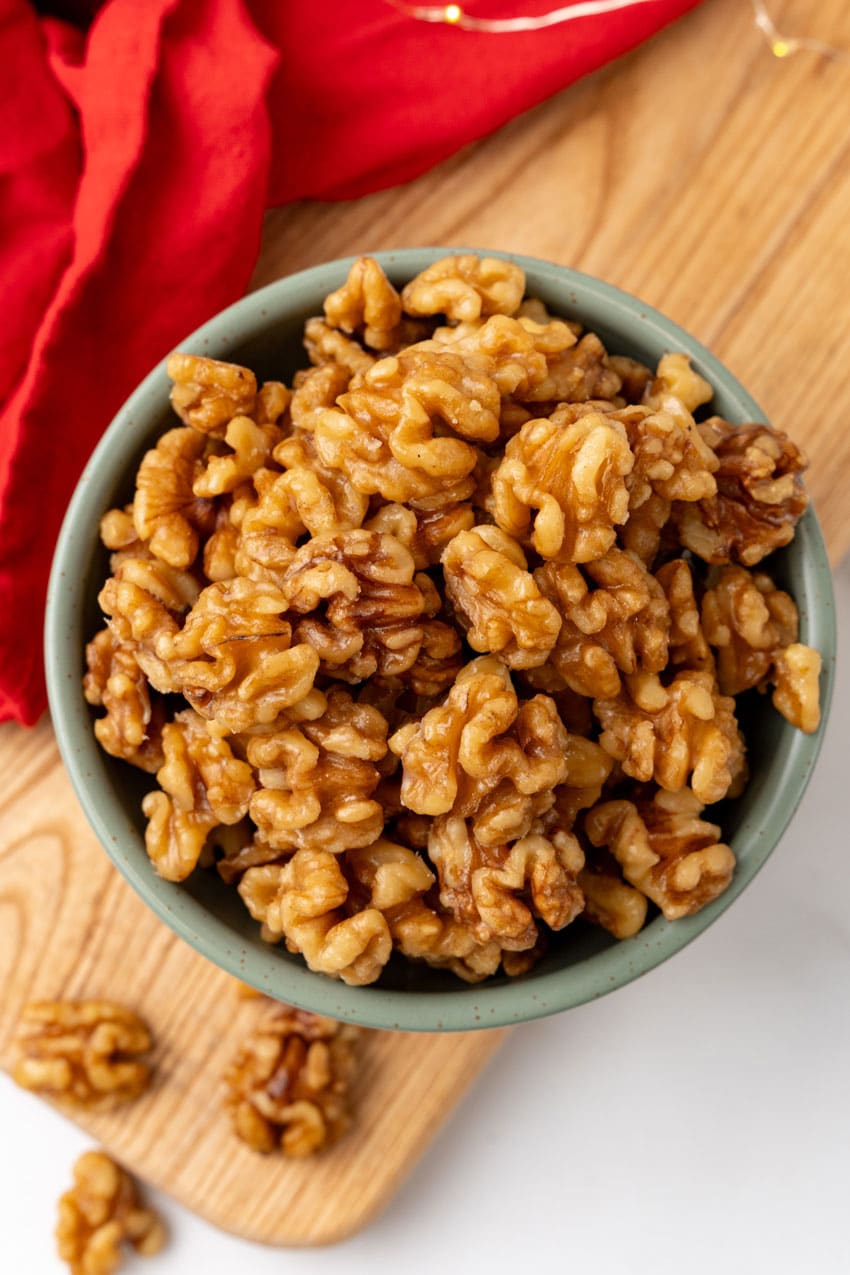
left=45, top=248, right=837, bottom=1031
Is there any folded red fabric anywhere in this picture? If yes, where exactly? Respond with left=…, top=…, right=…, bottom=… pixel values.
left=0, top=0, right=700, bottom=724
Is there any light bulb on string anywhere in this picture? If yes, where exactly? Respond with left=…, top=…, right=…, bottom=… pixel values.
left=385, top=0, right=850, bottom=63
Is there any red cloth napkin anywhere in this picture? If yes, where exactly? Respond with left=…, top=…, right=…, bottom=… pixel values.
left=0, top=0, right=700, bottom=724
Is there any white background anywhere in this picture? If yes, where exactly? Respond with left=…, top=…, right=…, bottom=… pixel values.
left=3, top=559, right=848, bottom=1275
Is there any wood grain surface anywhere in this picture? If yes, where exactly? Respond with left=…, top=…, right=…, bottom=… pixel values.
left=2, top=0, right=849, bottom=1248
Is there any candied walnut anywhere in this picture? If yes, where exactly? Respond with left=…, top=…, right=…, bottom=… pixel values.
left=700, top=564, right=820, bottom=731
left=155, top=578, right=319, bottom=731
left=772, top=643, right=822, bottom=734
left=142, top=709, right=254, bottom=881
left=202, top=500, right=242, bottom=582
left=166, top=352, right=257, bottom=434
left=534, top=549, right=669, bottom=698
left=290, top=363, right=352, bottom=431
left=56, top=1151, right=165, bottom=1275
left=674, top=418, right=809, bottom=566
left=248, top=689, right=387, bottom=853
left=401, top=254, right=525, bottom=322
left=390, top=656, right=570, bottom=845
left=549, top=734, right=614, bottom=828
left=238, top=850, right=392, bottom=985
left=99, top=506, right=140, bottom=553
left=132, top=427, right=212, bottom=568
left=346, top=839, right=504, bottom=982
left=656, top=558, right=713, bottom=670
left=304, top=317, right=375, bottom=376
left=315, top=345, right=499, bottom=505
left=579, top=862, right=648, bottom=939
left=643, top=352, right=713, bottom=413
left=281, top=529, right=427, bottom=680
left=425, top=313, right=578, bottom=399
left=324, top=255, right=403, bottom=351
left=270, top=434, right=369, bottom=537
left=224, top=1006, right=361, bottom=1156
left=520, top=331, right=622, bottom=404
left=608, top=354, right=652, bottom=404
left=84, top=629, right=164, bottom=772
left=489, top=411, right=633, bottom=562
left=98, top=553, right=200, bottom=694
left=193, top=415, right=280, bottom=499
left=404, top=620, right=464, bottom=696
left=255, top=379, right=291, bottom=425
left=615, top=399, right=718, bottom=518
left=13, top=1001, right=151, bottom=1109
left=442, top=525, right=561, bottom=669
left=701, top=564, right=796, bottom=693
left=594, top=669, right=745, bottom=804
left=428, top=816, right=584, bottom=950
left=585, top=789, right=735, bottom=920
left=365, top=500, right=475, bottom=569
left=618, top=491, right=671, bottom=565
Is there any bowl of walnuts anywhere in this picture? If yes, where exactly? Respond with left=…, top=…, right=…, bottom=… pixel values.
left=45, top=249, right=836, bottom=1031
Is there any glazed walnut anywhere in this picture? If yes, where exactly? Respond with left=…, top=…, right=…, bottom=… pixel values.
left=390, top=656, right=570, bottom=845
left=442, top=525, right=562, bottom=670
left=365, top=499, right=475, bottom=569
left=97, top=552, right=200, bottom=694
left=428, top=815, right=584, bottom=950
left=192, top=414, right=280, bottom=499
left=280, top=529, right=428, bottom=680
left=304, top=317, right=375, bottom=376
left=643, top=352, right=713, bottom=413
left=425, top=313, right=578, bottom=399
left=142, top=709, right=254, bottom=881
left=290, top=363, right=352, bottom=431
left=238, top=850, right=392, bottom=985
left=166, top=352, right=257, bottom=434
left=84, top=629, right=164, bottom=772
left=674, top=418, right=809, bottom=566
left=248, top=688, right=387, bottom=853
left=315, top=346, right=499, bottom=504
left=578, top=863, right=648, bottom=939
left=345, top=837, right=505, bottom=979
left=489, top=411, right=633, bottom=562
left=656, top=558, right=713, bottom=670
left=323, top=255, right=403, bottom=351
left=13, top=1001, right=152, bottom=1109
left=521, top=331, right=622, bottom=404
left=534, top=549, right=670, bottom=698
left=133, top=427, right=212, bottom=568
left=401, top=254, right=525, bottom=322
left=56, top=1151, right=165, bottom=1275
left=614, top=397, right=718, bottom=508
left=594, top=669, right=745, bottom=804
left=585, top=789, right=736, bottom=920
left=154, top=577, right=319, bottom=731
left=701, top=565, right=821, bottom=731
left=271, top=433, right=369, bottom=537
left=224, top=1006, right=361, bottom=1156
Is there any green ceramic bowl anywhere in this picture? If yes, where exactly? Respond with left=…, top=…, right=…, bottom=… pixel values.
left=45, top=249, right=836, bottom=1031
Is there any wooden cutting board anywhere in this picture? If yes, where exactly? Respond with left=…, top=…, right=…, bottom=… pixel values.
left=2, top=0, right=850, bottom=1248
left=0, top=717, right=507, bottom=1245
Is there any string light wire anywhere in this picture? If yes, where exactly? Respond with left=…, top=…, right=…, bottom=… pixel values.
left=387, top=0, right=850, bottom=62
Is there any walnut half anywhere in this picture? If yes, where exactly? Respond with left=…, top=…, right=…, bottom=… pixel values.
left=13, top=1001, right=152, bottom=1109
left=224, top=1006, right=361, bottom=1156
left=56, top=1151, right=165, bottom=1275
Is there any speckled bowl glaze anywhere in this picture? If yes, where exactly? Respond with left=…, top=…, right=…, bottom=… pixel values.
left=45, top=249, right=836, bottom=1031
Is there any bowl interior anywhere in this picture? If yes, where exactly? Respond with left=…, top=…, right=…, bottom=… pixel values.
left=46, top=249, right=837, bottom=1030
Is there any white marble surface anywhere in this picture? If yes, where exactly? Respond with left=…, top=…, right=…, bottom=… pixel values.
left=3, top=558, right=848, bottom=1275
